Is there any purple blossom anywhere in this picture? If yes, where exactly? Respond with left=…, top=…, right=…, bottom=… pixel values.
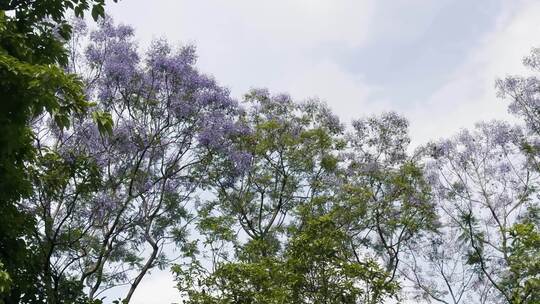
left=85, top=18, right=140, bottom=101
left=478, top=120, right=522, bottom=147
left=301, top=99, right=343, bottom=133
left=273, top=93, right=291, bottom=104
left=195, top=87, right=233, bottom=108
left=71, top=17, right=88, bottom=36
left=249, top=88, right=270, bottom=100
left=79, top=190, right=119, bottom=221
left=197, top=114, right=240, bottom=150
left=113, top=121, right=138, bottom=154
left=229, top=150, right=253, bottom=175
left=496, top=49, right=540, bottom=135
left=170, top=98, right=196, bottom=119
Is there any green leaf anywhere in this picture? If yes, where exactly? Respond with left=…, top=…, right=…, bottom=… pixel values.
left=92, top=111, right=114, bottom=136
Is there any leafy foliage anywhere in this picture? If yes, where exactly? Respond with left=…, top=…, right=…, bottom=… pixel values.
left=1, top=3, right=539, bottom=303
left=0, top=1, right=116, bottom=302
left=20, top=17, right=242, bottom=303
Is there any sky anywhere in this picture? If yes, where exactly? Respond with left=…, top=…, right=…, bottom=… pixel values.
left=102, top=0, right=540, bottom=303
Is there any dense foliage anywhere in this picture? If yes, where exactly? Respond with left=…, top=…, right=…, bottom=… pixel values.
left=0, top=3, right=538, bottom=303
left=0, top=1, right=116, bottom=303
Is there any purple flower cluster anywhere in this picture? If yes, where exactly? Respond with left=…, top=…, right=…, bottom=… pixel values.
left=425, top=121, right=531, bottom=208
left=68, top=15, right=253, bottom=194
left=85, top=17, right=140, bottom=102
left=113, top=120, right=138, bottom=154
left=246, top=88, right=293, bottom=121
left=146, top=40, right=196, bottom=77
left=496, top=48, right=540, bottom=135
left=197, top=112, right=250, bottom=159
left=229, top=150, right=253, bottom=175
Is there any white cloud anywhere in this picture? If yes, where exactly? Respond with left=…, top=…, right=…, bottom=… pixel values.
left=405, top=0, right=540, bottom=147
left=281, top=60, right=391, bottom=121
left=129, top=271, right=179, bottom=304
left=107, top=0, right=377, bottom=109
left=109, top=0, right=374, bottom=49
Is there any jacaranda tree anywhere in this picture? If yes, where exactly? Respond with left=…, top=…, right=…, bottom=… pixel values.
left=22, top=17, right=242, bottom=303
left=405, top=121, right=539, bottom=304
left=4, top=7, right=539, bottom=304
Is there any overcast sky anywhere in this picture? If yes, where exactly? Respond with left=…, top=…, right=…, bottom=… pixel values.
left=102, top=0, right=540, bottom=302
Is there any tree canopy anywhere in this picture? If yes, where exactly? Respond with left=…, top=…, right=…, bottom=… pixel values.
left=0, top=4, right=538, bottom=304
